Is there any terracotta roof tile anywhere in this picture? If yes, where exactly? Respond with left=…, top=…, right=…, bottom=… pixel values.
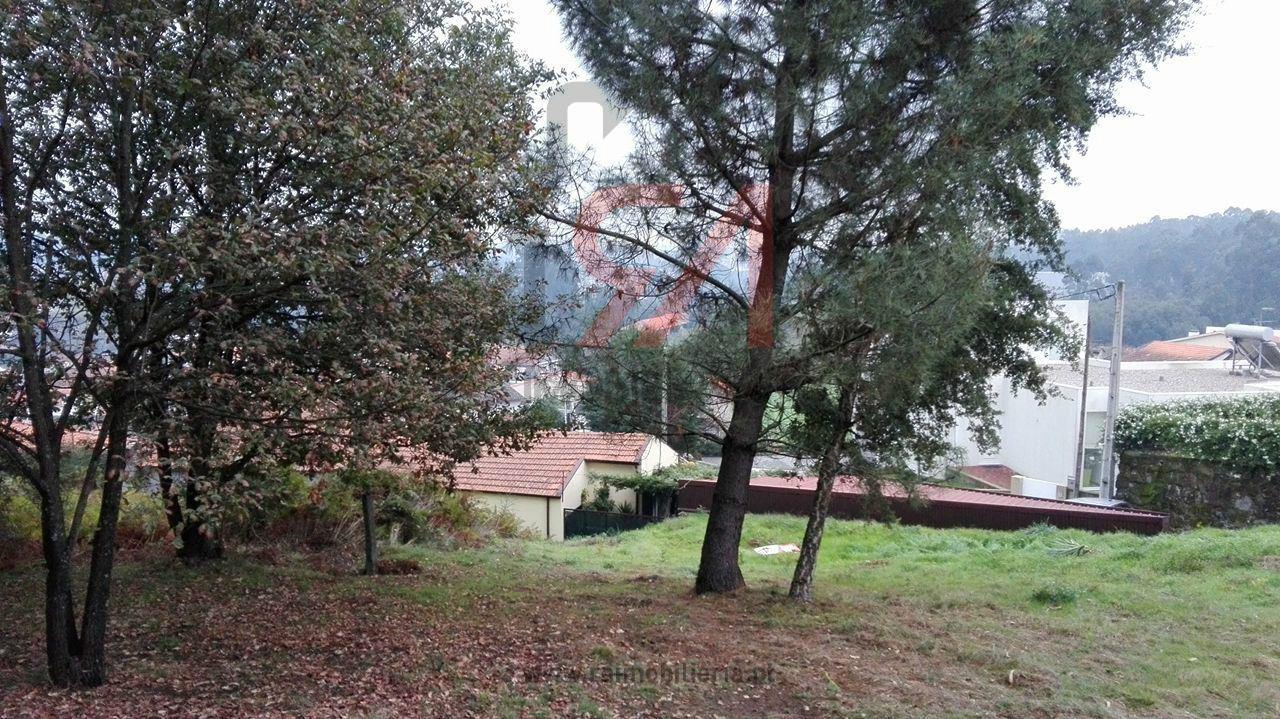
left=454, top=431, right=652, bottom=498
left=1124, top=341, right=1231, bottom=362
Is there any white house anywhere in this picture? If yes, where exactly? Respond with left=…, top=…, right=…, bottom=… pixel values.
left=452, top=431, right=679, bottom=540
left=941, top=298, right=1280, bottom=498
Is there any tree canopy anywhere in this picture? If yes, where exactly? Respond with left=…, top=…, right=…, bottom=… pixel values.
left=1, top=0, right=544, bottom=686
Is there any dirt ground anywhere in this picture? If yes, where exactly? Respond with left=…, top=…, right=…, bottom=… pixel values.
left=0, top=547, right=1141, bottom=718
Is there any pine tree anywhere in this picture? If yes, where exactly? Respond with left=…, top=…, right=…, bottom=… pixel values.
left=550, top=0, right=1194, bottom=593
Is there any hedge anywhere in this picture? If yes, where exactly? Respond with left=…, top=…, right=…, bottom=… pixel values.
left=1115, top=395, right=1280, bottom=471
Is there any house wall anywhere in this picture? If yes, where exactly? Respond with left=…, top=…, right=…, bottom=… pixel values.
left=581, top=460, right=639, bottom=511
left=561, top=462, right=592, bottom=513
left=639, top=438, right=680, bottom=473
left=463, top=491, right=563, bottom=540
left=461, top=439, right=680, bottom=540
left=950, top=357, right=1278, bottom=493
left=574, top=440, right=680, bottom=513
left=995, top=387, right=1081, bottom=486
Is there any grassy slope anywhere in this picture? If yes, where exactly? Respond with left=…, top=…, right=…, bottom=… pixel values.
left=489, top=514, right=1280, bottom=716
left=3, top=515, right=1280, bottom=718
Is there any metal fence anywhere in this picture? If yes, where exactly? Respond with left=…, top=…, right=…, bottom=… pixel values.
left=564, top=509, right=665, bottom=538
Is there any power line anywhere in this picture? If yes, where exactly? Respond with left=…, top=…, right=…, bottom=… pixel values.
left=1051, top=283, right=1117, bottom=302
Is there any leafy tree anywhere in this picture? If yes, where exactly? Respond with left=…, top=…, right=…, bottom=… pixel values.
left=0, top=0, right=542, bottom=686
left=136, top=0, right=545, bottom=561
left=781, top=236, right=1072, bottom=601
left=550, top=0, right=1193, bottom=593
left=568, top=331, right=715, bottom=455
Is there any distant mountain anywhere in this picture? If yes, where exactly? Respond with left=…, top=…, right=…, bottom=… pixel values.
left=1059, top=209, right=1280, bottom=346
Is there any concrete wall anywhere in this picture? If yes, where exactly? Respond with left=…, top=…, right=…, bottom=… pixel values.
left=998, top=385, right=1082, bottom=486
left=1011, top=474, right=1067, bottom=499
left=1033, top=300, right=1090, bottom=364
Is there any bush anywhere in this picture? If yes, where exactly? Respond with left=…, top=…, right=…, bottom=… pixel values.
left=1116, top=396, right=1280, bottom=471
left=261, top=477, right=361, bottom=549
left=116, top=492, right=168, bottom=547
left=1030, top=584, right=1080, bottom=606
left=222, top=465, right=313, bottom=542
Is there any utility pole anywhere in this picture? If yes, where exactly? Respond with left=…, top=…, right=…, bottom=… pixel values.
left=1100, top=281, right=1125, bottom=501
left=660, top=351, right=669, bottom=430
left=1070, top=310, right=1092, bottom=497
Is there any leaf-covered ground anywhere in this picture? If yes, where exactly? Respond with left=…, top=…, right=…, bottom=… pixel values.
left=4, top=515, right=1280, bottom=718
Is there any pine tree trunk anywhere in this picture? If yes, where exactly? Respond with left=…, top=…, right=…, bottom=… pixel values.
left=788, top=460, right=838, bottom=602
left=789, top=389, right=854, bottom=602
left=361, top=492, right=377, bottom=576
left=695, top=394, right=768, bottom=594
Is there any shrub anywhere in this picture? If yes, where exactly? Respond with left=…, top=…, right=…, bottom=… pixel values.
left=1116, top=396, right=1280, bottom=471
left=1030, top=584, right=1080, bottom=606
left=116, top=492, right=168, bottom=547
left=222, top=465, right=313, bottom=542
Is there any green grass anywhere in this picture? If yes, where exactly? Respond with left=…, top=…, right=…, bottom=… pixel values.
left=393, top=513, right=1280, bottom=717
left=8, top=512, right=1280, bottom=717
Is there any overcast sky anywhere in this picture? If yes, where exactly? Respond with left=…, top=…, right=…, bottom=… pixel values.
left=501, top=0, right=1279, bottom=232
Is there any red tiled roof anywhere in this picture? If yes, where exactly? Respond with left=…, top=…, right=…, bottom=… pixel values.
left=1124, top=341, right=1231, bottom=362
left=454, top=431, right=653, bottom=498
left=957, top=464, right=1017, bottom=491
left=628, top=312, right=685, bottom=334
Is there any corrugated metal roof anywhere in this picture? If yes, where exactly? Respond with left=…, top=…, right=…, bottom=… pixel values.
left=733, top=475, right=1164, bottom=520
left=454, top=432, right=652, bottom=498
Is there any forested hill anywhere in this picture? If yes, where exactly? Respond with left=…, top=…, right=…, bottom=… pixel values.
left=1061, top=209, right=1280, bottom=345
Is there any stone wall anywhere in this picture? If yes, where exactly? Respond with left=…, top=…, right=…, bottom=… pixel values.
left=1118, top=450, right=1280, bottom=528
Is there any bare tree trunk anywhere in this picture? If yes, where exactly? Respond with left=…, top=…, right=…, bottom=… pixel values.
left=40, top=492, right=80, bottom=686
left=789, top=389, right=854, bottom=602
left=361, top=492, right=377, bottom=576
left=66, top=424, right=109, bottom=547
left=73, top=415, right=130, bottom=686
left=695, top=394, right=768, bottom=594
left=174, top=419, right=224, bottom=563
left=176, top=480, right=223, bottom=564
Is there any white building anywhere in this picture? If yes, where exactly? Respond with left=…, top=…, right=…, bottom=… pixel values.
left=452, top=431, right=678, bottom=540
left=947, top=356, right=1280, bottom=498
